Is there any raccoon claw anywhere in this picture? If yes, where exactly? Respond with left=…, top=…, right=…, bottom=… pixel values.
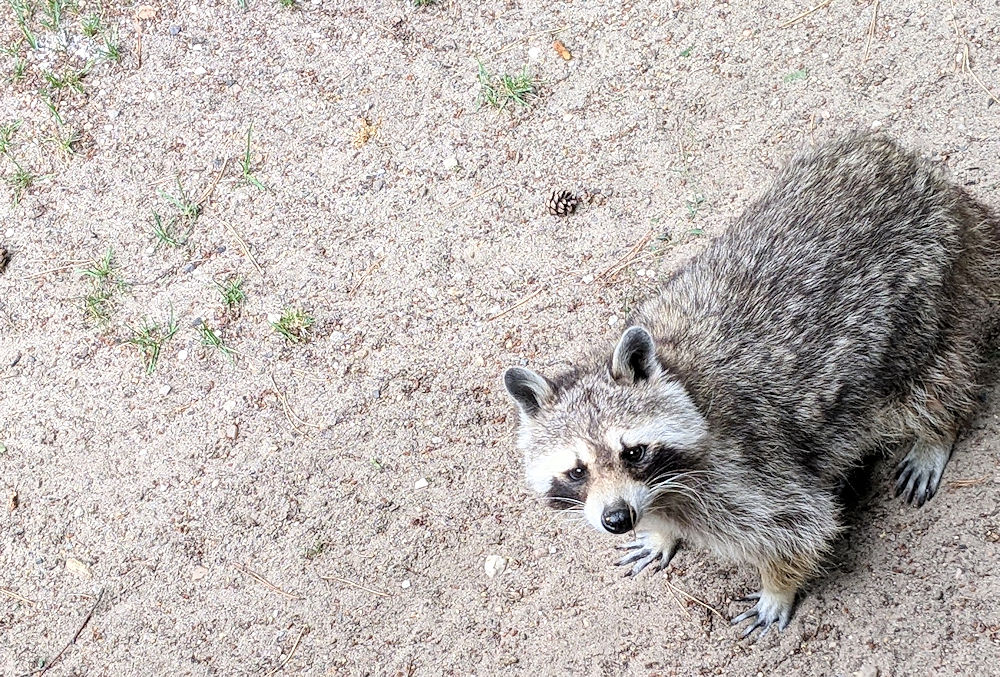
left=614, top=532, right=680, bottom=577
left=731, top=590, right=793, bottom=639
left=893, top=440, right=951, bottom=508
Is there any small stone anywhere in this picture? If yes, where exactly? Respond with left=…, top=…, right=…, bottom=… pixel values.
left=191, top=565, right=209, bottom=581
left=581, top=274, right=595, bottom=283
left=548, top=545, right=557, bottom=554
left=159, top=384, right=171, bottom=396
left=225, top=424, right=238, bottom=440
left=400, top=579, right=411, bottom=589
left=414, top=478, right=429, bottom=489
left=65, top=557, right=92, bottom=578
left=473, top=355, right=485, bottom=367
left=608, top=315, right=620, bottom=326
left=855, top=666, right=879, bottom=677
left=443, top=155, right=459, bottom=170
left=267, top=312, right=282, bottom=324
left=527, top=46, right=541, bottom=61
left=430, top=436, right=442, bottom=445
left=177, top=349, right=188, bottom=361
left=193, top=66, right=207, bottom=76
left=169, top=25, right=181, bottom=35
left=484, top=554, right=507, bottom=578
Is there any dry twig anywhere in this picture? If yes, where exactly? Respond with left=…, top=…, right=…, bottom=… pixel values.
left=26, top=261, right=92, bottom=280
left=224, top=222, right=265, bottom=277
left=447, top=184, right=501, bottom=212
left=495, top=26, right=569, bottom=55
left=269, top=374, right=320, bottom=434
left=348, top=256, right=385, bottom=296
left=594, top=231, right=653, bottom=282
left=864, top=0, right=880, bottom=62
left=233, top=563, right=303, bottom=601
left=488, top=287, right=546, bottom=322
left=265, top=626, right=308, bottom=677
left=33, top=588, right=104, bottom=676
left=320, top=574, right=390, bottom=598
left=665, top=580, right=725, bottom=620
left=948, top=476, right=988, bottom=489
left=0, top=588, right=35, bottom=605
left=196, top=159, right=229, bottom=207
left=949, top=0, right=1000, bottom=105
left=777, top=0, right=832, bottom=29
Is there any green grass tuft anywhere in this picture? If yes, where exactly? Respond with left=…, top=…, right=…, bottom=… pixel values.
left=160, top=178, right=200, bottom=223
left=81, top=12, right=102, bottom=37
left=476, top=61, right=538, bottom=111
left=216, top=276, right=247, bottom=311
left=128, top=313, right=179, bottom=374
left=99, top=31, right=121, bottom=62
left=241, top=124, right=267, bottom=191
left=270, top=307, right=314, bottom=343
left=0, top=120, right=20, bottom=155
left=79, top=248, right=120, bottom=326
left=150, top=210, right=190, bottom=250
left=784, top=68, right=809, bottom=83
left=198, top=322, right=236, bottom=361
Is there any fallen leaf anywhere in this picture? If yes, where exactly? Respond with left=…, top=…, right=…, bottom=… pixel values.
left=553, top=39, right=572, bottom=61
left=66, top=558, right=93, bottom=579
left=134, top=5, right=158, bottom=20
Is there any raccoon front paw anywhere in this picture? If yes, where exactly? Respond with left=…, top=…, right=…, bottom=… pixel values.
left=894, top=439, right=952, bottom=508
left=614, top=532, right=681, bottom=577
left=731, top=590, right=795, bottom=639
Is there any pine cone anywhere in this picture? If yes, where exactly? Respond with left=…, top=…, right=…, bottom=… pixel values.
left=547, top=189, right=579, bottom=217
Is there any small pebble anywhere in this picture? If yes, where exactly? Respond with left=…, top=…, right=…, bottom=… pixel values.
left=400, top=579, right=411, bottom=589
left=193, top=66, right=207, bottom=76
left=159, top=385, right=171, bottom=396
left=191, top=566, right=209, bottom=581
left=169, top=25, right=181, bottom=35
left=443, top=155, right=459, bottom=170
left=177, top=349, right=189, bottom=361
left=608, top=315, right=620, bottom=326
left=484, top=554, right=507, bottom=578
left=414, top=478, right=429, bottom=489
left=225, top=424, right=238, bottom=440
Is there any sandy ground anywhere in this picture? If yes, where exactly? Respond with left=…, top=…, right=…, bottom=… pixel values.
left=1, top=0, right=999, bottom=675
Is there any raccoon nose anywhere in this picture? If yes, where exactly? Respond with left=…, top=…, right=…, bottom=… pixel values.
left=601, top=503, right=636, bottom=534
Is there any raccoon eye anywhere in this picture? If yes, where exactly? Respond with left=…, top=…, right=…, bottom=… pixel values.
left=621, top=444, right=648, bottom=464
left=567, top=465, right=587, bottom=482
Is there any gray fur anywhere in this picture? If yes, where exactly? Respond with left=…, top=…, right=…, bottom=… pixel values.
left=503, top=134, right=1000, bottom=635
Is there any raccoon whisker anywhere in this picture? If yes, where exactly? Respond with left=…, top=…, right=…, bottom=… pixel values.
left=647, top=477, right=712, bottom=513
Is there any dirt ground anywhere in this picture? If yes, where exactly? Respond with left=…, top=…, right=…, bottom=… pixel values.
left=1, top=0, right=999, bottom=675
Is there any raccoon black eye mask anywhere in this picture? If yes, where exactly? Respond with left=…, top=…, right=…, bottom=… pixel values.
left=503, top=134, right=1000, bottom=639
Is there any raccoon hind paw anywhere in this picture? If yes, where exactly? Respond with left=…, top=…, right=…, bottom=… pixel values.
left=894, top=438, right=953, bottom=508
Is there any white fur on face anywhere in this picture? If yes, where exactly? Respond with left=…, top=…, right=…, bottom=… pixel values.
left=583, top=481, right=650, bottom=533
left=524, top=439, right=596, bottom=494
left=605, top=411, right=707, bottom=452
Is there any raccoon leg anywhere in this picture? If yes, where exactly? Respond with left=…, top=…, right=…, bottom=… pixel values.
left=613, top=515, right=681, bottom=577
left=893, top=436, right=954, bottom=508
left=732, top=557, right=812, bottom=638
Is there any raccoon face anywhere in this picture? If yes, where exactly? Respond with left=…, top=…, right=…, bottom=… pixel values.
left=504, top=326, right=708, bottom=534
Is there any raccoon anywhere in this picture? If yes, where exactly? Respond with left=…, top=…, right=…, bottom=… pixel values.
left=503, top=135, right=1000, bottom=637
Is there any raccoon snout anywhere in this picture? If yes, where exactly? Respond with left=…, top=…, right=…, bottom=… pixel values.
left=601, top=502, right=637, bottom=534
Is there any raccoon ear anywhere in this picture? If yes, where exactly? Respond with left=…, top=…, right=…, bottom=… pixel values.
left=503, top=367, right=554, bottom=418
left=612, top=326, right=662, bottom=383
